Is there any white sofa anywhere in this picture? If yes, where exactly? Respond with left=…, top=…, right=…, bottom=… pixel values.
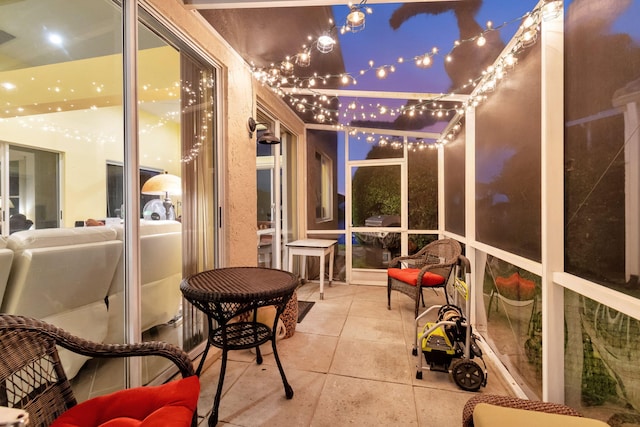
left=105, top=220, right=183, bottom=343
left=0, top=236, right=15, bottom=308
left=1, top=227, right=122, bottom=379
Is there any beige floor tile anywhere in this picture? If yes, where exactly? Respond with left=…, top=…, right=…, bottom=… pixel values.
left=216, top=364, right=326, bottom=427
left=198, top=359, right=251, bottom=418
left=329, top=337, right=413, bottom=384
left=298, top=281, right=358, bottom=302
left=354, top=284, right=387, bottom=301
left=414, top=386, right=471, bottom=426
left=348, top=297, right=403, bottom=321
left=260, top=331, right=339, bottom=373
left=227, top=348, right=259, bottom=363
left=295, top=299, right=350, bottom=336
left=340, top=315, right=406, bottom=344
left=295, top=282, right=319, bottom=300
left=312, top=374, right=418, bottom=426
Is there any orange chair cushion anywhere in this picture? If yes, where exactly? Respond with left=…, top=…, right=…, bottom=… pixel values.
left=51, top=375, right=200, bottom=427
left=495, top=273, right=536, bottom=301
left=388, top=268, right=445, bottom=287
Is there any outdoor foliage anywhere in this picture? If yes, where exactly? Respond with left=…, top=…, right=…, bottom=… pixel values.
left=351, top=145, right=437, bottom=230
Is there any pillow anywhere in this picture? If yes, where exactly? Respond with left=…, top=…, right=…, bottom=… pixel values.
left=388, top=268, right=445, bottom=286
left=51, top=376, right=199, bottom=427
left=473, top=403, right=608, bottom=427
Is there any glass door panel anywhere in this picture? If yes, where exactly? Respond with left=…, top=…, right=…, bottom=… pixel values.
left=257, top=167, right=275, bottom=268
left=351, top=164, right=401, bottom=270
left=256, top=112, right=278, bottom=268
left=0, top=0, right=125, bottom=399
left=137, top=16, right=215, bottom=384
left=9, top=147, right=59, bottom=231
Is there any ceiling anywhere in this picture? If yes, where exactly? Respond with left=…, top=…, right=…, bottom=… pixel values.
left=197, top=4, right=347, bottom=124
left=0, top=0, right=541, bottom=133
left=190, top=0, right=508, bottom=133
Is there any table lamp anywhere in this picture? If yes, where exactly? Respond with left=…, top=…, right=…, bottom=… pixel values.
left=141, top=172, right=181, bottom=220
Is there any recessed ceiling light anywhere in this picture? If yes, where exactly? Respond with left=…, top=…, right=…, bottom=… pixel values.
left=1, top=82, right=15, bottom=90
left=48, top=33, right=63, bottom=46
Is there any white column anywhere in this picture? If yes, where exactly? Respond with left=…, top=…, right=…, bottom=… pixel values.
left=465, top=108, right=479, bottom=325
left=540, top=15, right=565, bottom=403
left=623, top=102, right=640, bottom=283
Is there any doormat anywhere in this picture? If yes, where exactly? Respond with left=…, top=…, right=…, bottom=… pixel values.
left=297, top=301, right=315, bottom=323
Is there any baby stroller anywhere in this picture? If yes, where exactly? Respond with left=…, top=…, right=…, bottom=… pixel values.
left=413, top=254, right=487, bottom=391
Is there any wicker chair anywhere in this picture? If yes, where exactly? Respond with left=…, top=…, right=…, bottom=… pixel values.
left=0, top=314, right=199, bottom=427
left=462, top=394, right=584, bottom=427
left=387, top=238, right=462, bottom=318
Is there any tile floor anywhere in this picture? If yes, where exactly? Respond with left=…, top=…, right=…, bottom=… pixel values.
left=195, top=282, right=515, bottom=426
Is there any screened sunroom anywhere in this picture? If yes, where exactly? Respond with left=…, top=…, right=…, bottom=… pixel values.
left=0, top=0, right=638, bottom=426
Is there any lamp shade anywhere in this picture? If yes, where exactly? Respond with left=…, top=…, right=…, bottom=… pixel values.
left=258, top=130, right=281, bottom=145
left=141, top=172, right=182, bottom=195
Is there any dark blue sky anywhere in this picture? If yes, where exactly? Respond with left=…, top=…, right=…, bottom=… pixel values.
left=335, top=1, right=539, bottom=94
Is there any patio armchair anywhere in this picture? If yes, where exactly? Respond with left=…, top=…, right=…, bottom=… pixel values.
left=0, top=314, right=199, bottom=427
left=387, top=238, right=462, bottom=318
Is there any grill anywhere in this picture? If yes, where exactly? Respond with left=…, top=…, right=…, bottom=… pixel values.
left=356, top=215, right=401, bottom=267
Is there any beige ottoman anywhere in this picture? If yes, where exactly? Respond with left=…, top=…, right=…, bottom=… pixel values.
left=473, top=403, right=609, bottom=427
left=280, top=290, right=298, bottom=338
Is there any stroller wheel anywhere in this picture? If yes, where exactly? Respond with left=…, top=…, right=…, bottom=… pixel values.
left=450, top=359, right=484, bottom=392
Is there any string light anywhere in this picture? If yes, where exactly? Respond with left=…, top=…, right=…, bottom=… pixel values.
left=317, top=33, right=335, bottom=53
left=296, top=50, right=311, bottom=67
left=249, top=0, right=561, bottom=126
left=345, top=5, right=365, bottom=33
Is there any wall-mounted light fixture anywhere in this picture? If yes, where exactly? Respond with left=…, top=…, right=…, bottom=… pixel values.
left=247, top=117, right=281, bottom=144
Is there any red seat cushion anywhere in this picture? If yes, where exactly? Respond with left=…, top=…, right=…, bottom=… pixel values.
left=495, top=273, right=536, bottom=301
left=388, top=268, right=445, bottom=287
left=51, top=375, right=200, bottom=427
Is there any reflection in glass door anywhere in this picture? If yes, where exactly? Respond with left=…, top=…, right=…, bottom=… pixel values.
left=134, top=13, right=216, bottom=386
left=0, top=144, right=60, bottom=236
left=256, top=114, right=297, bottom=270
left=257, top=113, right=278, bottom=268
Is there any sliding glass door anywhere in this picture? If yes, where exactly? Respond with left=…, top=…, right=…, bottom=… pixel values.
left=0, top=0, right=216, bottom=397
left=256, top=111, right=298, bottom=270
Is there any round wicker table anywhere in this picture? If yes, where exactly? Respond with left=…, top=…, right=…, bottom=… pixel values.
left=180, top=267, right=299, bottom=427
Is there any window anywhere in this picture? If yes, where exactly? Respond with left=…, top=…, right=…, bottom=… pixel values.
left=106, top=162, right=161, bottom=219
left=315, top=151, right=332, bottom=222
left=0, top=145, right=60, bottom=234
